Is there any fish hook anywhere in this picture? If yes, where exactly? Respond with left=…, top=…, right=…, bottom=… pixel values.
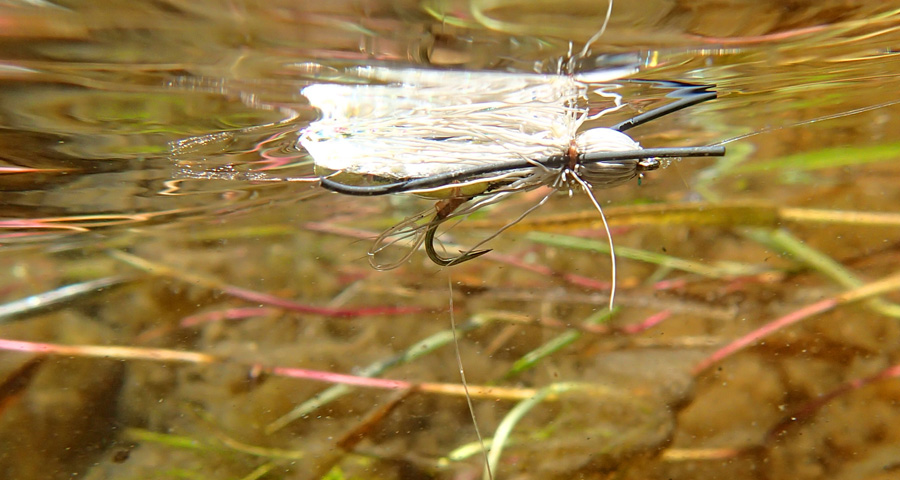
left=424, top=197, right=491, bottom=267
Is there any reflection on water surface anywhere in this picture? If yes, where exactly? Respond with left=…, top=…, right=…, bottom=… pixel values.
left=2, top=1, right=900, bottom=479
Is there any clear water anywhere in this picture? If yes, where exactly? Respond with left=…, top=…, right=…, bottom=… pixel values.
left=2, top=1, right=900, bottom=479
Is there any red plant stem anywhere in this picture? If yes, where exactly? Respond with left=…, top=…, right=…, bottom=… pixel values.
left=179, top=307, right=280, bottom=328
left=693, top=270, right=900, bottom=375
left=270, top=366, right=412, bottom=390
left=0, top=337, right=540, bottom=400
left=620, top=310, right=671, bottom=335
left=220, top=284, right=423, bottom=318
left=766, top=362, right=900, bottom=441
left=692, top=298, right=838, bottom=375
left=110, top=249, right=423, bottom=318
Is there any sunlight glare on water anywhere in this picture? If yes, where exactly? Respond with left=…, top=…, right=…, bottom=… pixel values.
left=2, top=1, right=900, bottom=479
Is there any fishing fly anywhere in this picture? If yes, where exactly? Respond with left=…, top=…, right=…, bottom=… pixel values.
left=297, top=64, right=727, bottom=480
left=299, top=66, right=725, bottom=276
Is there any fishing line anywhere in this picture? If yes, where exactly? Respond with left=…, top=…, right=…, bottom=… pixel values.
left=713, top=97, right=900, bottom=146
left=447, top=273, right=493, bottom=480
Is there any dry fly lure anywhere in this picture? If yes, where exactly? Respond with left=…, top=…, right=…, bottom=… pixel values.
left=299, top=65, right=725, bottom=280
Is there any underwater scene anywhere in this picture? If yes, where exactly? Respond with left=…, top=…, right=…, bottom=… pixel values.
left=2, top=1, right=900, bottom=479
